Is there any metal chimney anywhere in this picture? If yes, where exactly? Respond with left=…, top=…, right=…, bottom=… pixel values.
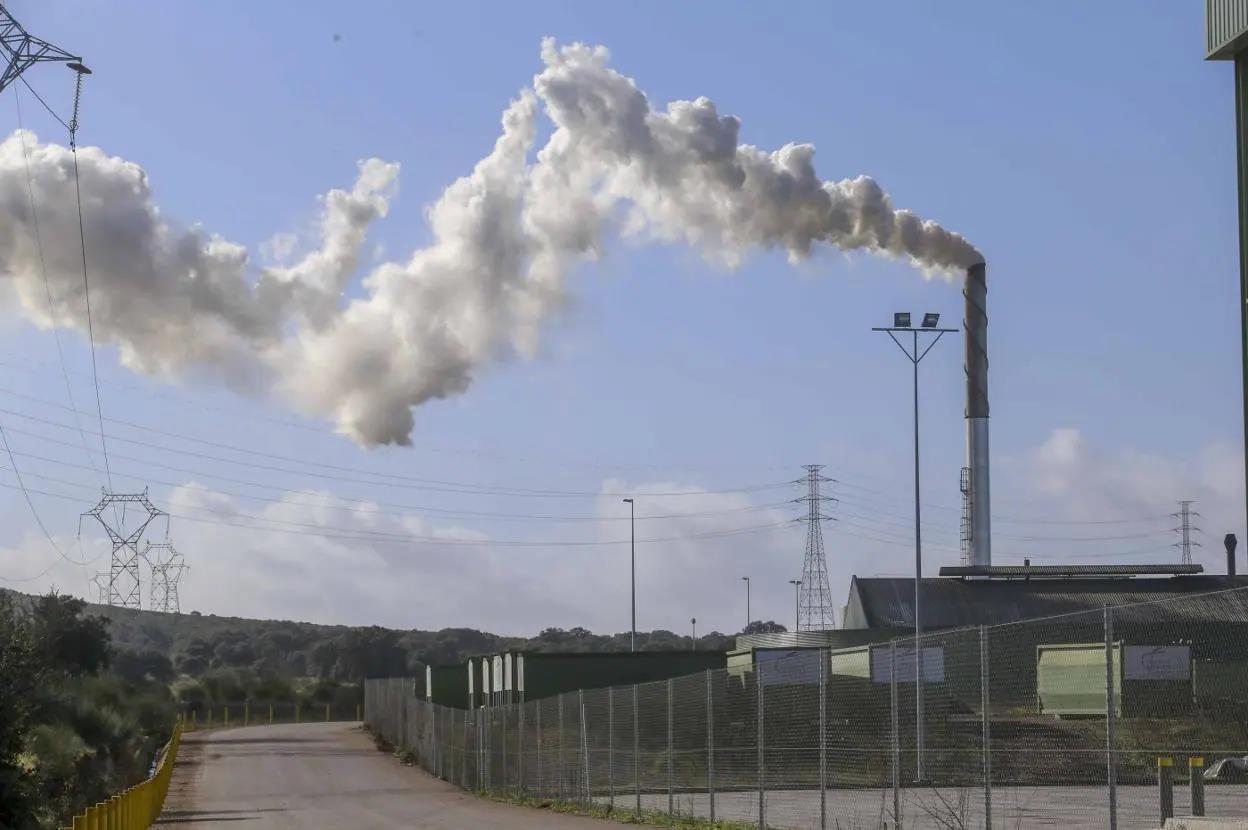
left=1226, top=533, right=1238, bottom=578
left=964, top=262, right=991, bottom=566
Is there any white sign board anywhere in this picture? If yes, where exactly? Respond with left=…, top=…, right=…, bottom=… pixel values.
left=518, top=654, right=525, bottom=693
left=755, top=649, right=821, bottom=685
left=870, top=646, right=945, bottom=684
left=493, top=655, right=504, bottom=693
left=504, top=654, right=513, bottom=691
left=1124, top=645, right=1191, bottom=681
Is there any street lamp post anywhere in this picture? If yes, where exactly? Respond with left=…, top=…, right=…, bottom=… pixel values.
left=872, top=311, right=957, bottom=783
left=741, top=576, right=751, bottom=631
left=623, top=498, right=636, bottom=652
left=788, top=579, right=801, bottom=633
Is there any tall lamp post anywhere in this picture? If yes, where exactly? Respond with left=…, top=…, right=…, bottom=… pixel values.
left=872, top=310, right=957, bottom=783
left=741, top=576, right=751, bottom=631
left=623, top=498, right=636, bottom=652
left=788, top=579, right=801, bottom=632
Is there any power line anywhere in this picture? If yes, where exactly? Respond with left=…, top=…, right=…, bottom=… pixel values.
left=0, top=400, right=792, bottom=499
left=0, top=423, right=91, bottom=567
left=13, top=87, right=106, bottom=492
left=66, top=65, right=114, bottom=500
left=0, top=473, right=799, bottom=549
left=0, top=449, right=793, bottom=528
left=0, top=356, right=794, bottom=478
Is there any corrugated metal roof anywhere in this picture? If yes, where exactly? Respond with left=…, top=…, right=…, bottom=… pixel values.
left=734, top=628, right=887, bottom=651
left=938, top=564, right=1203, bottom=578
left=844, top=575, right=1248, bottom=630
left=1208, top=0, right=1248, bottom=59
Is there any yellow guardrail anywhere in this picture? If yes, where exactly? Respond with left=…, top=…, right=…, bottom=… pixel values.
left=63, top=716, right=184, bottom=830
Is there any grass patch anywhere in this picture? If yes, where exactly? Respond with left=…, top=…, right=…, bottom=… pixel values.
left=475, top=789, right=764, bottom=829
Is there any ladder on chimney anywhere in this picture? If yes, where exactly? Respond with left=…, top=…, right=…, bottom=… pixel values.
left=960, top=467, right=972, bottom=566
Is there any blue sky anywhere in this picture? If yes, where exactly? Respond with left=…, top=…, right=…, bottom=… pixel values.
left=0, top=1, right=1241, bottom=635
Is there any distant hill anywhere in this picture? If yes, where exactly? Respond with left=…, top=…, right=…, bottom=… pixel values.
left=2, top=589, right=738, bottom=683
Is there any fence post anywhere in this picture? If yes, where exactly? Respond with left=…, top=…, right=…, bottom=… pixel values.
left=706, top=668, right=716, bottom=823
left=536, top=702, right=543, bottom=796
left=1104, top=605, right=1118, bottom=830
left=476, top=708, right=482, bottom=792
left=1190, top=757, right=1205, bottom=816
left=558, top=695, right=565, bottom=800
left=608, top=686, right=615, bottom=809
left=980, top=626, right=992, bottom=830
left=519, top=704, right=526, bottom=792
left=757, top=659, right=766, bottom=830
left=633, top=684, right=641, bottom=816
left=667, top=678, right=674, bottom=816
left=1158, top=757, right=1174, bottom=823
left=580, top=691, right=590, bottom=807
left=819, top=647, right=828, bottom=830
left=890, top=641, right=901, bottom=830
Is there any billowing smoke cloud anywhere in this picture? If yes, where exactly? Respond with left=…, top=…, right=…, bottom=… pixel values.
left=0, top=39, right=980, bottom=445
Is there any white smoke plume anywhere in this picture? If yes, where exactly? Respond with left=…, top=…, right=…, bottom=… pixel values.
left=0, top=40, right=981, bottom=445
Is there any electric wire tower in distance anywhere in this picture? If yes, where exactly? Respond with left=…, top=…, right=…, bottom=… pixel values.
left=1173, top=500, right=1201, bottom=566
left=79, top=490, right=167, bottom=609
left=143, top=541, right=188, bottom=614
left=796, top=464, right=837, bottom=631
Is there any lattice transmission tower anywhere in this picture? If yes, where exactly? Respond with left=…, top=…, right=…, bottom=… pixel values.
left=143, top=541, right=188, bottom=614
left=0, top=2, right=89, bottom=97
left=796, top=464, right=837, bottom=631
left=79, top=490, right=167, bottom=609
left=1172, top=500, right=1201, bottom=566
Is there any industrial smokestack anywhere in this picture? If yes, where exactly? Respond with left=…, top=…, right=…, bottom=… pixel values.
left=964, top=262, right=991, bottom=566
left=1227, top=533, right=1238, bottom=577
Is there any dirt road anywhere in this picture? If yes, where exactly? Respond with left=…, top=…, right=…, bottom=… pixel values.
left=156, top=722, right=622, bottom=829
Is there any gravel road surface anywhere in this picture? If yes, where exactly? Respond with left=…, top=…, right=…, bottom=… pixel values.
left=155, top=721, right=625, bottom=829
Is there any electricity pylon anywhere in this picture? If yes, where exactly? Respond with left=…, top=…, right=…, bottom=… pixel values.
left=0, top=2, right=88, bottom=97
left=796, top=465, right=838, bottom=630
left=1172, top=500, right=1201, bottom=566
left=143, top=541, right=188, bottom=614
left=79, top=489, right=167, bottom=609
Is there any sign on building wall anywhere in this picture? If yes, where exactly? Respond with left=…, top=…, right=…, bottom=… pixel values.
left=755, top=649, right=821, bottom=685
left=870, top=646, right=946, bottom=684
left=1124, top=645, right=1191, bottom=680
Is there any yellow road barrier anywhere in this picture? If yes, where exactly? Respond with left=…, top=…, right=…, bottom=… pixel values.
left=64, top=716, right=184, bottom=830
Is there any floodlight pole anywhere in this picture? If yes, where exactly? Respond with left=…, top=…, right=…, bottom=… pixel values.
left=741, top=576, right=751, bottom=631
left=788, top=579, right=801, bottom=633
left=623, top=498, right=636, bottom=652
left=872, top=320, right=958, bottom=783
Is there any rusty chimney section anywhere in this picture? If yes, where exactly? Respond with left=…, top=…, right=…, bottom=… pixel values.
left=964, top=262, right=991, bottom=566
left=1227, top=533, right=1238, bottom=578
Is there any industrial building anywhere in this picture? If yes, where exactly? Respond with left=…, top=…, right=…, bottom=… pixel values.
left=842, top=563, right=1248, bottom=631
left=420, top=650, right=727, bottom=709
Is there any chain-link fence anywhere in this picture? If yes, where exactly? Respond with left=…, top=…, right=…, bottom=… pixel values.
left=365, top=586, right=1248, bottom=829
left=182, top=700, right=361, bottom=730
